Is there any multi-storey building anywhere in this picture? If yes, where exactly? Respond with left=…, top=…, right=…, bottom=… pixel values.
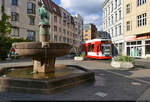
left=0, top=0, right=83, bottom=53
left=0, top=0, right=39, bottom=41
left=83, top=24, right=98, bottom=41
left=42, top=0, right=83, bottom=52
left=103, top=0, right=124, bottom=56
left=124, top=0, right=150, bottom=58
left=73, top=14, right=84, bottom=48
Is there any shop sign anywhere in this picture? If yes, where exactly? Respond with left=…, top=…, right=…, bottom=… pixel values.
left=125, top=34, right=150, bottom=41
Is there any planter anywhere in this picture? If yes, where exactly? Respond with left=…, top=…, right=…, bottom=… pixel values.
left=111, top=61, right=134, bottom=69
left=74, top=56, right=84, bottom=61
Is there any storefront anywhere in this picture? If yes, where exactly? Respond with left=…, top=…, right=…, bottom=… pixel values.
left=125, top=34, right=150, bottom=58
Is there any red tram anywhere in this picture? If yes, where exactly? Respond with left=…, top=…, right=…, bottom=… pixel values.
left=81, top=39, right=112, bottom=59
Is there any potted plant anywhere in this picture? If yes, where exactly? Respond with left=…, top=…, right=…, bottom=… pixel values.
left=111, top=56, right=135, bottom=69
left=74, top=53, right=85, bottom=61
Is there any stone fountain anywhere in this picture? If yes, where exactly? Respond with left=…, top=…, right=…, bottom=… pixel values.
left=0, top=4, right=95, bottom=94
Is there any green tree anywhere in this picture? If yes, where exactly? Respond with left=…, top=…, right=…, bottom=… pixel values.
left=0, top=6, right=12, bottom=38
left=0, top=5, right=12, bottom=59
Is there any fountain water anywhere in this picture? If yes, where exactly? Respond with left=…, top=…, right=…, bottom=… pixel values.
left=0, top=4, right=95, bottom=94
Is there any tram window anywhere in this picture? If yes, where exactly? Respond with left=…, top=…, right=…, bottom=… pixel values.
left=92, top=44, right=94, bottom=52
left=97, top=44, right=100, bottom=52
left=88, top=44, right=91, bottom=52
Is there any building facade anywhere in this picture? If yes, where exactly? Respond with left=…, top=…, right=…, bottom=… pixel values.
left=124, top=0, right=150, bottom=58
left=103, top=0, right=125, bottom=56
left=0, top=0, right=39, bottom=41
left=73, top=14, right=84, bottom=48
left=0, top=0, right=83, bottom=53
left=42, top=0, right=83, bottom=52
left=83, top=24, right=98, bottom=41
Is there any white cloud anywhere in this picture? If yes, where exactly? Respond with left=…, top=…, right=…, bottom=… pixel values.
left=60, top=0, right=105, bottom=31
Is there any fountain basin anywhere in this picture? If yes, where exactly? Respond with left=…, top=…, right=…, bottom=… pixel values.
left=12, top=42, right=72, bottom=73
left=0, top=65, right=95, bottom=94
left=12, top=42, right=72, bottom=57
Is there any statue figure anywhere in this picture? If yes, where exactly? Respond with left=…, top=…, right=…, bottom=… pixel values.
left=38, top=4, right=50, bottom=25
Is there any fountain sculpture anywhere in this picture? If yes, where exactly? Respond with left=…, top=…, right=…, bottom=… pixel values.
left=0, top=4, right=95, bottom=94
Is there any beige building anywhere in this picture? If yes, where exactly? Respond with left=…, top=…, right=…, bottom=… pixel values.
left=0, top=0, right=83, bottom=53
left=83, top=24, right=98, bottom=41
left=124, top=0, right=150, bottom=58
left=1, top=0, right=40, bottom=41
left=42, top=0, right=83, bottom=52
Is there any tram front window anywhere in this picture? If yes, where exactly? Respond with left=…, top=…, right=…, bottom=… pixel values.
left=102, top=46, right=111, bottom=56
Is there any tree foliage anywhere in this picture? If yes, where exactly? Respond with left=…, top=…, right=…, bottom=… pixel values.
left=0, top=6, right=12, bottom=37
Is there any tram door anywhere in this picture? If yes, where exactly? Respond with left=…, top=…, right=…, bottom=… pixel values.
left=95, top=42, right=101, bottom=56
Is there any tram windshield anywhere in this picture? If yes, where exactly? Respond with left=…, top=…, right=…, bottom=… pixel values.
left=101, top=45, right=111, bottom=56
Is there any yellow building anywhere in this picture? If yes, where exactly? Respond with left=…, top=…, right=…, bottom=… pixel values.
left=124, top=0, right=150, bottom=58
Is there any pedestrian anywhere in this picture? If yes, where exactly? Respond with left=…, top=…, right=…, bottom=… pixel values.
left=11, top=47, right=15, bottom=55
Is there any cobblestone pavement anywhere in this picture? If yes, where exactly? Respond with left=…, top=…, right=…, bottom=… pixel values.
left=0, top=58, right=150, bottom=101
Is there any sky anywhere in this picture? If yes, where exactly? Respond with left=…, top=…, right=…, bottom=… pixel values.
left=53, top=0, right=105, bottom=31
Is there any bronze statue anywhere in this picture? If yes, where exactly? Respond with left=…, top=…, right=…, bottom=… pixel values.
left=38, top=4, right=50, bottom=25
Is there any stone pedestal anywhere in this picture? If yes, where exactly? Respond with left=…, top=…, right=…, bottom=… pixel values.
left=33, top=57, right=56, bottom=73
left=39, top=25, right=50, bottom=42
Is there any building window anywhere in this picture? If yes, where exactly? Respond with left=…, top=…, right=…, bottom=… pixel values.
left=54, top=16, right=57, bottom=23
left=115, top=26, right=117, bottom=36
left=12, top=27, right=19, bottom=37
left=85, top=30, right=88, bottom=32
left=126, top=4, right=130, bottom=14
left=115, top=0, right=117, bottom=9
left=63, top=37, right=66, bottom=43
left=111, top=28, right=113, bottom=37
left=27, top=2, right=36, bottom=14
left=108, top=17, right=110, bottom=26
left=63, top=29, right=66, bottom=34
left=2, top=0, right=5, bottom=6
left=67, top=38, right=69, bottom=43
left=137, top=13, right=147, bottom=27
left=29, top=17, right=35, bottom=25
left=111, top=15, right=114, bottom=24
left=63, top=13, right=67, bottom=19
left=111, top=2, right=113, bottom=12
left=54, top=35, right=57, bottom=42
left=119, top=25, right=121, bottom=35
left=119, top=0, right=121, bottom=5
left=115, top=12, right=117, bottom=22
left=137, top=0, right=146, bottom=6
left=11, top=0, right=18, bottom=6
left=11, top=12, right=19, bottom=21
left=63, top=20, right=66, bottom=26
left=59, top=36, right=62, bottom=42
left=127, top=21, right=131, bottom=31
left=59, top=18, right=61, bottom=24
left=27, top=30, right=35, bottom=41
left=85, top=34, right=88, bottom=36
left=108, top=6, right=110, bottom=14
left=119, top=10, right=121, bottom=20
left=54, top=26, right=57, bottom=32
